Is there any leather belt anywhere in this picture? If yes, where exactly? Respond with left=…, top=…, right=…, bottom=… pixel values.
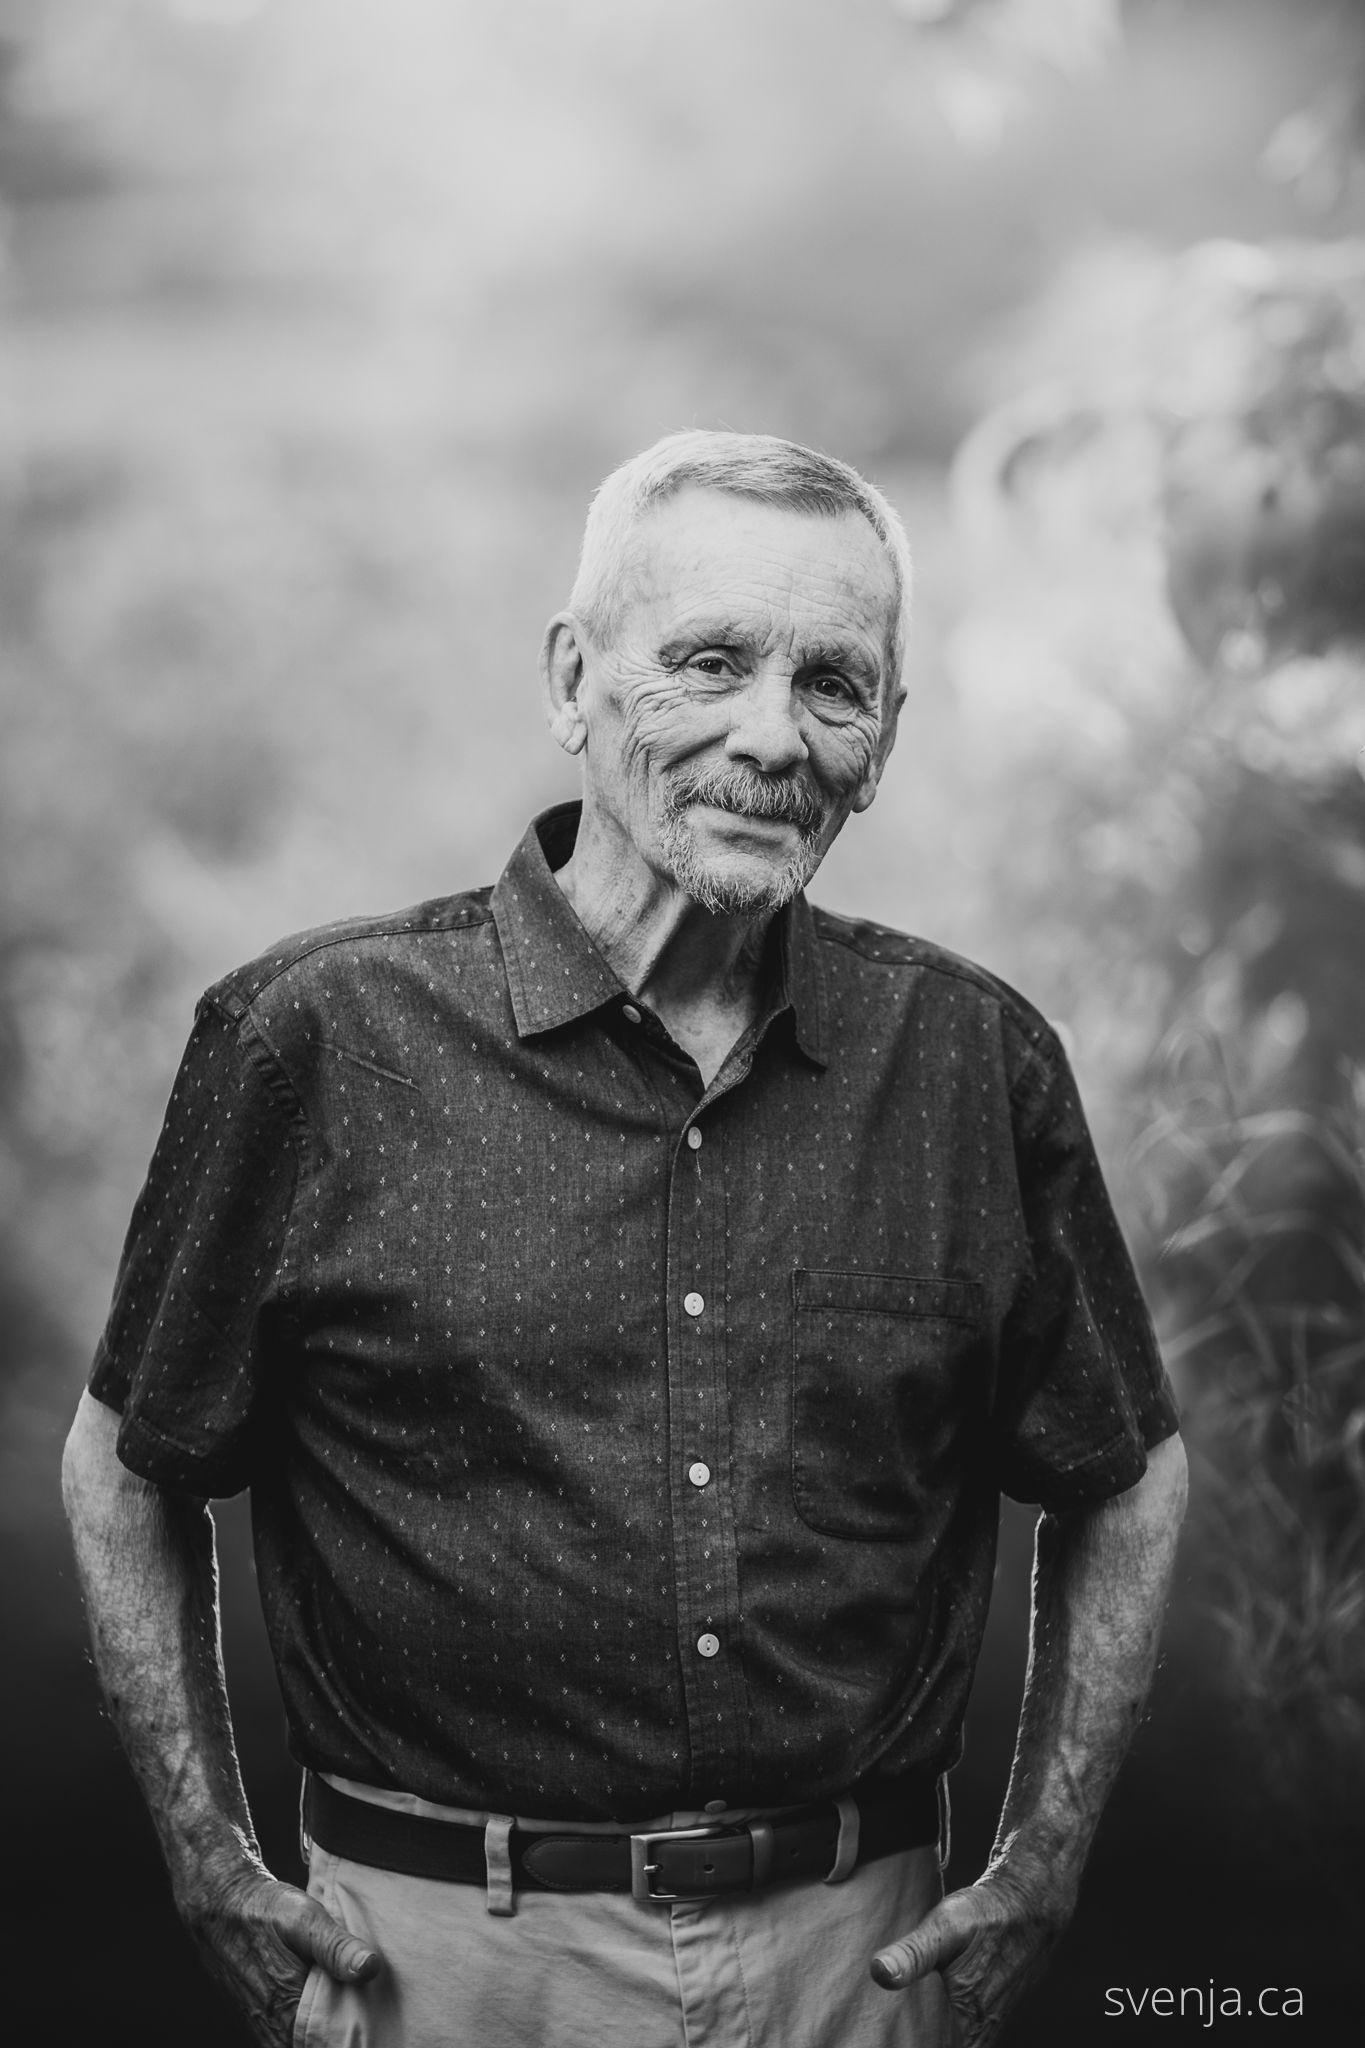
left=303, top=1773, right=939, bottom=1903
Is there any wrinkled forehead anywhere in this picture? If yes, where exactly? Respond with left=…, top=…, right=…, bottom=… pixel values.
left=619, top=488, right=901, bottom=663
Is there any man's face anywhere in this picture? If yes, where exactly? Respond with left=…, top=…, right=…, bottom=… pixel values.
left=565, top=488, right=902, bottom=915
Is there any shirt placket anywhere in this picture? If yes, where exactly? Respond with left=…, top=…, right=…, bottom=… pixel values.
left=665, top=1068, right=751, bottom=1802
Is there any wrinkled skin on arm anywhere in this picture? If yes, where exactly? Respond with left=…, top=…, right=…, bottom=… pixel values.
left=62, top=1391, right=380, bottom=2047
left=871, top=1433, right=1189, bottom=2046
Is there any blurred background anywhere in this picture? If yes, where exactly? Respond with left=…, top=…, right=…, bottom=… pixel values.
left=4, top=0, right=1364, bottom=2039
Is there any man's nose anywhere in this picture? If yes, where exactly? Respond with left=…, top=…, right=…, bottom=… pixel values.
left=724, top=675, right=809, bottom=774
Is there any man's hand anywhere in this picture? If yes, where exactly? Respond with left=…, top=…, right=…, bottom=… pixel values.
left=870, top=1868, right=1069, bottom=2047
left=870, top=1436, right=1188, bottom=2045
left=177, top=1852, right=380, bottom=2048
left=62, top=1393, right=382, bottom=2043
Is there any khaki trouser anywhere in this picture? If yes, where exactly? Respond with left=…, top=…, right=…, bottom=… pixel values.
left=293, top=1782, right=953, bottom=2048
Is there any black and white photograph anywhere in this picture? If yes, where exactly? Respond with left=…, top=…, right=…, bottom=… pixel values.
left=3, top=3, right=1363, bottom=2043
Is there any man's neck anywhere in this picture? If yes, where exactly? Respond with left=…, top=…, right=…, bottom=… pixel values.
left=554, top=814, right=775, bottom=1087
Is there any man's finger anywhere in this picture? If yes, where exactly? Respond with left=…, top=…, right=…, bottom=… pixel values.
left=871, top=1899, right=975, bottom=1989
left=277, top=1891, right=380, bottom=1983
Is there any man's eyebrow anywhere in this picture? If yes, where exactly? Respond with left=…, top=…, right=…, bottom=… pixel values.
left=656, top=619, right=749, bottom=652
left=656, top=625, right=881, bottom=675
left=798, top=639, right=880, bottom=675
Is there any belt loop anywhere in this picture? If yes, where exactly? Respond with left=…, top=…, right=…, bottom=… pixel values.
left=299, top=1771, right=314, bottom=1872
left=823, top=1794, right=860, bottom=1884
left=484, top=1815, right=516, bottom=1915
left=936, top=1776, right=952, bottom=1872
left=746, top=1818, right=774, bottom=1890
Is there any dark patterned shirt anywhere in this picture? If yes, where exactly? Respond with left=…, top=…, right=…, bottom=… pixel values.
left=91, top=802, right=1178, bottom=1820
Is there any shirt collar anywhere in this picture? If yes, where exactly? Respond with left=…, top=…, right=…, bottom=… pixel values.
left=492, top=801, right=828, bottom=1067
left=782, top=883, right=829, bottom=1069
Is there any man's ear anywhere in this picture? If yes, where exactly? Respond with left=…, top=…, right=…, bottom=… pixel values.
left=540, top=613, right=590, bottom=757
left=850, top=762, right=884, bottom=814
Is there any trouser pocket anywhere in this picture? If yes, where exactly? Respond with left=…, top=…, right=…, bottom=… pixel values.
left=291, top=1961, right=326, bottom=2048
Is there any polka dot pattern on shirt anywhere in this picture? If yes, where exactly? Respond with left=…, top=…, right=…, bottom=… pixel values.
left=91, top=803, right=1178, bottom=1817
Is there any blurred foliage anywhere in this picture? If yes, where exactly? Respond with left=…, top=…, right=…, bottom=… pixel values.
left=0, top=441, right=282, bottom=1390
left=0, top=421, right=582, bottom=1383
left=1144, top=1075, right=1365, bottom=1826
left=949, top=234, right=1365, bottom=1814
left=890, top=0, right=1124, bottom=150
left=1162, top=243, right=1365, bottom=671
left=1262, top=0, right=1365, bottom=212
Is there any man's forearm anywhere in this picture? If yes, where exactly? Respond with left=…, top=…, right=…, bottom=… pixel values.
left=61, top=1391, right=260, bottom=1896
left=63, top=1391, right=377, bottom=2046
left=988, top=1431, right=1189, bottom=1910
left=871, top=1432, right=1188, bottom=2038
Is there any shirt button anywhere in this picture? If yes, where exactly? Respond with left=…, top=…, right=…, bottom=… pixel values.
left=683, top=1290, right=704, bottom=1317
left=622, top=1004, right=642, bottom=1025
left=686, top=1126, right=703, bottom=1150
left=697, top=1633, right=720, bottom=1659
left=688, top=1461, right=711, bottom=1488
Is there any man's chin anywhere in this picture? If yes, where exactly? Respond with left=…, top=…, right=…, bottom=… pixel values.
left=670, top=843, right=816, bottom=917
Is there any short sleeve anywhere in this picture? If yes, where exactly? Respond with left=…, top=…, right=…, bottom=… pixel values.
left=992, top=1030, right=1179, bottom=1509
left=88, top=993, right=300, bottom=1497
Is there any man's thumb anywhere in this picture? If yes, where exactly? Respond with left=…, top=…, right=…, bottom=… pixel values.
left=289, top=1897, right=380, bottom=1983
left=871, top=1902, right=972, bottom=1989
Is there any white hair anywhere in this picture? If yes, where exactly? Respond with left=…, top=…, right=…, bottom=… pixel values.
left=568, top=429, right=913, bottom=697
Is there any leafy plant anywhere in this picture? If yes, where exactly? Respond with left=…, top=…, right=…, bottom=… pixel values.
left=1138, top=1046, right=1365, bottom=1822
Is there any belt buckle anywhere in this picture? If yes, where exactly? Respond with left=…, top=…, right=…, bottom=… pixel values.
left=629, top=1822, right=729, bottom=1903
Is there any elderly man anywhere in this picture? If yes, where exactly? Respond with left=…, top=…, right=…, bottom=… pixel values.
left=63, top=430, right=1185, bottom=2048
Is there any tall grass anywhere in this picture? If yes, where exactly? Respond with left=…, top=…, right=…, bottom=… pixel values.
left=1139, top=1043, right=1365, bottom=1826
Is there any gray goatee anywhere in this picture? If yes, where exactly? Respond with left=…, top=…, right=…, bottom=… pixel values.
left=660, top=768, right=826, bottom=915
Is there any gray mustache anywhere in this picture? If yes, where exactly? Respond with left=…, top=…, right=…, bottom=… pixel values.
left=667, top=771, right=825, bottom=837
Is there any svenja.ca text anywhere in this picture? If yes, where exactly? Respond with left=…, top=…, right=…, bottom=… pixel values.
left=1105, top=1985, right=1305, bottom=2023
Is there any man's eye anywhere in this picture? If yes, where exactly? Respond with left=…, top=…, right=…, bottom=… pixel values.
left=808, top=674, right=856, bottom=705
left=688, top=655, right=732, bottom=677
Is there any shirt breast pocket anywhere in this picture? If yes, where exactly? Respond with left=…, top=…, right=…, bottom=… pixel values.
left=791, top=1268, right=985, bottom=1541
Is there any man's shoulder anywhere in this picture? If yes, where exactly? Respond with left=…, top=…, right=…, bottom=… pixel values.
left=809, top=902, right=1057, bottom=1062
left=204, top=886, right=498, bottom=1014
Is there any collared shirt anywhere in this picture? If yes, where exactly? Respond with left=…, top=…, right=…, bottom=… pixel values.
left=91, top=802, right=1178, bottom=1821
